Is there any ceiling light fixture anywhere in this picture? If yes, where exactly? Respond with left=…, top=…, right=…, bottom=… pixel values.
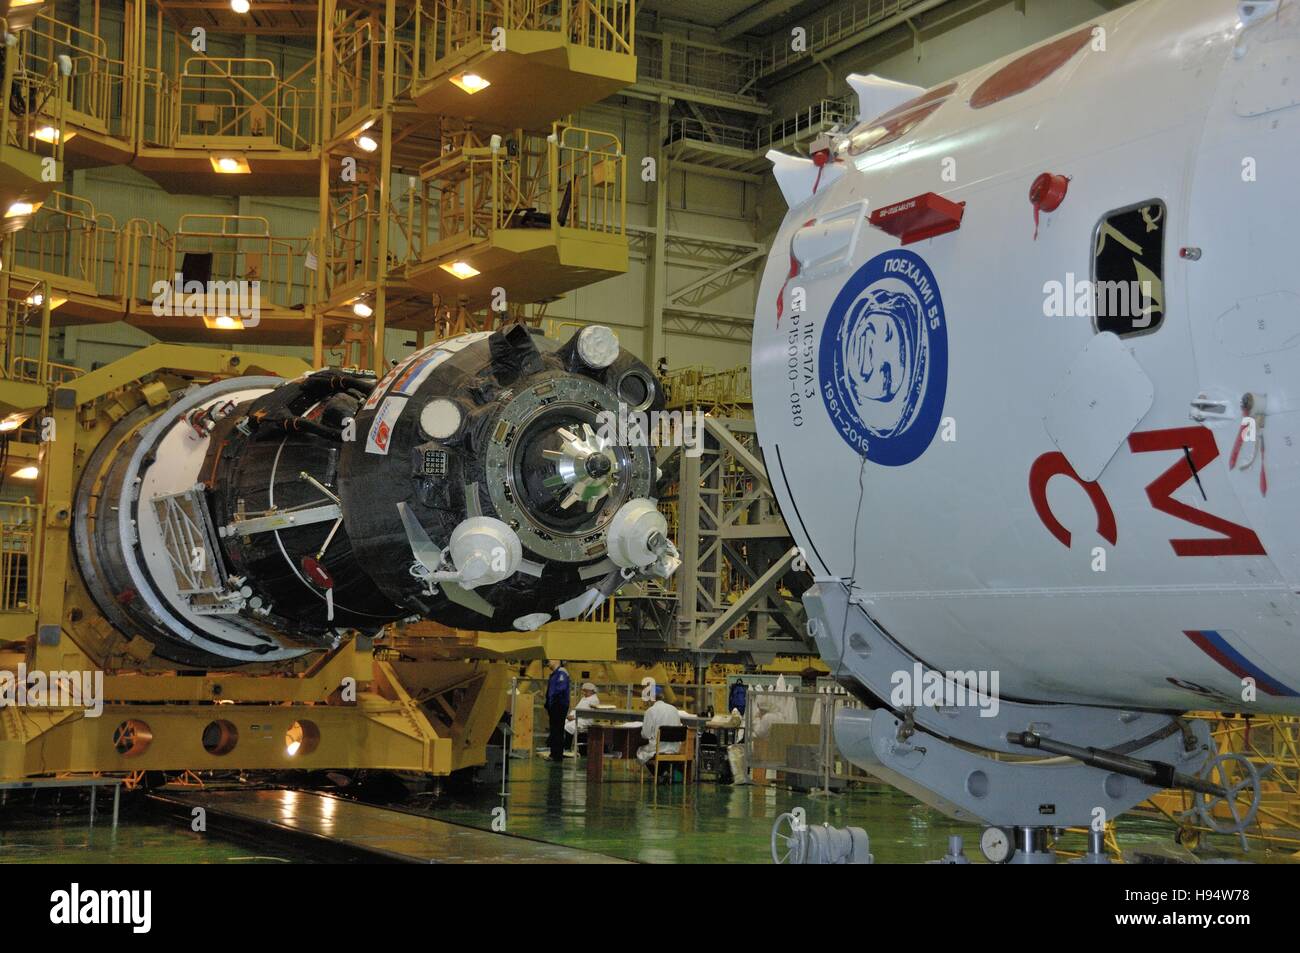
left=450, top=72, right=491, bottom=94
left=440, top=260, right=480, bottom=279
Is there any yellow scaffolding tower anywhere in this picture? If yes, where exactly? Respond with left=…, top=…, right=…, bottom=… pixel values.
left=1, top=1, right=636, bottom=363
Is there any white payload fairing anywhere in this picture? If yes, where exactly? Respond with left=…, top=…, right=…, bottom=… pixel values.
left=754, top=0, right=1299, bottom=840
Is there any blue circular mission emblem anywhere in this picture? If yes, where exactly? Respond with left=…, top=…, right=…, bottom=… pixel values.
left=818, top=249, right=948, bottom=466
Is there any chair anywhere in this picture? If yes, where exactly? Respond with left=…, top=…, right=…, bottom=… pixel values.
left=641, top=725, right=695, bottom=787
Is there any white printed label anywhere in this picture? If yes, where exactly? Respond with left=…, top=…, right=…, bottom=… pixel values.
left=365, top=395, right=408, bottom=454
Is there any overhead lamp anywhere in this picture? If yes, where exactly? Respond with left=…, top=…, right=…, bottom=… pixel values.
left=450, top=72, right=491, bottom=94
left=350, top=298, right=373, bottom=318
left=31, top=126, right=74, bottom=144
left=204, top=314, right=244, bottom=330
left=439, top=260, right=480, bottom=279
left=355, top=134, right=378, bottom=152
left=231, top=0, right=251, bottom=13
left=209, top=154, right=250, bottom=174
left=13, top=465, right=39, bottom=480
left=5, top=201, right=39, bottom=218
left=0, top=416, right=25, bottom=433
left=24, top=291, right=66, bottom=310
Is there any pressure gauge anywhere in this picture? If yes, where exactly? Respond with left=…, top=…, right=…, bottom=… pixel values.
left=980, top=826, right=1015, bottom=864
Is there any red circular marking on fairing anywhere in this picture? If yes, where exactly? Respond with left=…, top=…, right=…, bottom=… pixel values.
left=970, top=26, right=1095, bottom=110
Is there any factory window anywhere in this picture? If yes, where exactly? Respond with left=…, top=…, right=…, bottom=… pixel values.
left=1092, top=200, right=1165, bottom=337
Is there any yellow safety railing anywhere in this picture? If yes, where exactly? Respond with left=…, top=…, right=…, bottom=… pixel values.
left=663, top=365, right=752, bottom=415
left=139, top=65, right=170, bottom=147
left=8, top=191, right=112, bottom=296
left=324, top=192, right=380, bottom=295
left=0, top=500, right=42, bottom=613
left=414, top=122, right=625, bottom=258
left=3, top=199, right=319, bottom=325
left=330, top=5, right=424, bottom=137
left=1, top=279, right=55, bottom=389
left=166, top=57, right=316, bottom=151
left=9, top=356, right=83, bottom=385
left=420, top=0, right=634, bottom=69
left=148, top=214, right=315, bottom=312
left=390, top=5, right=422, bottom=100
left=3, top=1, right=634, bottom=171
left=569, top=0, right=635, bottom=53
left=410, top=144, right=519, bottom=256
left=114, top=217, right=172, bottom=305
left=424, top=0, right=507, bottom=62
left=551, top=124, right=625, bottom=235
left=330, top=15, right=380, bottom=134
left=22, top=12, right=128, bottom=139
left=0, top=15, right=67, bottom=168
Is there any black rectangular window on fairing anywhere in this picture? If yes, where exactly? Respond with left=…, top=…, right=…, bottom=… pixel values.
left=1092, top=200, right=1166, bottom=337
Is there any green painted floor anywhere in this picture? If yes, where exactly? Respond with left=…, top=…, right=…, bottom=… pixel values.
left=0, top=812, right=309, bottom=863
left=1, top=757, right=1293, bottom=863
left=413, top=755, right=1265, bottom=864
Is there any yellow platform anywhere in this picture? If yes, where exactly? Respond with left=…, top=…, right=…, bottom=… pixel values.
left=133, top=149, right=322, bottom=197
left=406, top=226, right=627, bottom=309
left=412, top=38, right=636, bottom=132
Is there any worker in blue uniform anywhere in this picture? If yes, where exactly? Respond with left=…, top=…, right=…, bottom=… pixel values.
left=544, top=659, right=571, bottom=761
left=728, top=678, right=747, bottom=715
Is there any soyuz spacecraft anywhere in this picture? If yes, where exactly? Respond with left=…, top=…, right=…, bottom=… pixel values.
left=76, top=324, right=677, bottom=669
left=754, top=0, right=1300, bottom=837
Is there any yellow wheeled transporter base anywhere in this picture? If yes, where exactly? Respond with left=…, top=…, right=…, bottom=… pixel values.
left=0, top=343, right=613, bottom=782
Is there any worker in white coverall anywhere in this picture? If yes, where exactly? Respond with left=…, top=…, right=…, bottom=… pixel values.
left=637, top=686, right=682, bottom=773
left=565, top=682, right=601, bottom=755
